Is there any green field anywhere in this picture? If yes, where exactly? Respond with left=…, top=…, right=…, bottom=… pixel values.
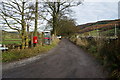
left=4, top=39, right=22, bottom=40
left=79, top=28, right=120, bottom=37
left=2, top=39, right=22, bottom=45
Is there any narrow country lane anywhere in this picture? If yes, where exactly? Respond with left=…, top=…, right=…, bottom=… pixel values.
left=3, top=39, right=108, bottom=78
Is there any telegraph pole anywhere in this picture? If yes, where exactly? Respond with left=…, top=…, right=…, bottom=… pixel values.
left=97, top=28, right=99, bottom=37
left=96, top=16, right=99, bottom=38
left=115, top=24, right=117, bottom=38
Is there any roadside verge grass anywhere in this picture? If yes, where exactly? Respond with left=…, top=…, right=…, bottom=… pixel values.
left=2, top=39, right=60, bottom=62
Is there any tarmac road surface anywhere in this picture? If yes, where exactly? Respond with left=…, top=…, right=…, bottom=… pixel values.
left=3, top=39, right=108, bottom=78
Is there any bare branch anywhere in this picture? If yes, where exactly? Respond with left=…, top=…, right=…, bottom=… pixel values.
left=0, top=14, right=20, bottom=33
left=14, top=0, right=22, bottom=12
left=3, top=1, right=21, bottom=13
left=39, top=14, right=52, bottom=23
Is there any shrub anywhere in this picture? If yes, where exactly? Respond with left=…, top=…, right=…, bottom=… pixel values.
left=98, top=38, right=120, bottom=78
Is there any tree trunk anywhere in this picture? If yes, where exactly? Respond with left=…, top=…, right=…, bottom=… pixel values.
left=30, top=33, right=33, bottom=47
left=21, top=28, right=26, bottom=49
left=41, top=32, right=44, bottom=46
left=52, top=8, right=59, bottom=36
left=25, top=35, right=29, bottom=48
left=52, top=15, right=57, bottom=35
left=21, top=2, right=28, bottom=49
left=34, top=0, right=38, bottom=36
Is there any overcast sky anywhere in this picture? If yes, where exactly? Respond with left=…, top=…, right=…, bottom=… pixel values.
left=71, top=0, right=119, bottom=25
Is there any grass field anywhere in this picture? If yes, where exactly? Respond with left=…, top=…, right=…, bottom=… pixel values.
left=2, top=39, right=22, bottom=45
left=4, top=39, right=22, bottom=40
left=79, top=28, right=120, bottom=37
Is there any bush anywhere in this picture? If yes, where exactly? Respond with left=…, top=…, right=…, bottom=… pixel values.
left=88, top=45, right=97, bottom=53
left=98, top=38, right=120, bottom=78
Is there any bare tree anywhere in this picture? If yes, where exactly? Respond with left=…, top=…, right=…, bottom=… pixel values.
left=0, top=0, right=34, bottom=49
left=39, top=0, right=83, bottom=35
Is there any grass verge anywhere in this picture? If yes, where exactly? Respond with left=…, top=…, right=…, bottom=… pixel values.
left=2, top=39, right=60, bottom=62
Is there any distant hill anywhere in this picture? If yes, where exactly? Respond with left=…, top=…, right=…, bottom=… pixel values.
left=77, top=19, right=120, bottom=33
left=77, top=19, right=120, bottom=35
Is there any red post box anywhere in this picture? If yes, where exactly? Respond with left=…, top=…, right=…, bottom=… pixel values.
left=33, top=36, right=38, bottom=43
